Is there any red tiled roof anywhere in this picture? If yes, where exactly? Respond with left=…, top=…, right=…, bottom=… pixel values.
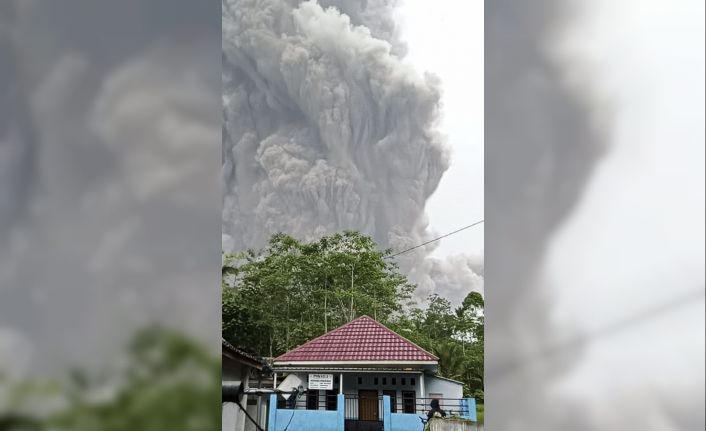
left=273, top=316, right=438, bottom=363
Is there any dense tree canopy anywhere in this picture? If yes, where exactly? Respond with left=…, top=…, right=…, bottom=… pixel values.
left=390, top=292, right=484, bottom=399
left=223, top=231, right=484, bottom=400
left=222, top=231, right=415, bottom=357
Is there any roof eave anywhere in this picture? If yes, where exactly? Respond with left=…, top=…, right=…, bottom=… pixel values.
left=272, top=360, right=438, bottom=367
left=426, top=374, right=465, bottom=385
left=221, top=339, right=267, bottom=369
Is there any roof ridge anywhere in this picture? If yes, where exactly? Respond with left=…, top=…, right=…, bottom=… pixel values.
left=272, top=315, right=370, bottom=361
left=273, top=315, right=439, bottom=363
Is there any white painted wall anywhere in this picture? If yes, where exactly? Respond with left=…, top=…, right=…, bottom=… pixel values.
left=222, top=359, right=246, bottom=431
left=341, top=371, right=422, bottom=411
left=222, top=402, right=238, bottom=431
left=426, top=376, right=463, bottom=399
left=276, top=371, right=465, bottom=416
left=340, top=372, right=421, bottom=395
left=236, top=391, right=248, bottom=431
left=425, top=376, right=464, bottom=413
left=244, top=401, right=258, bottom=431
left=222, top=359, right=257, bottom=431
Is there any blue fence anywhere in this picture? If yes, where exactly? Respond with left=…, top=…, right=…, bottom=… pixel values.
left=268, top=393, right=344, bottom=431
left=386, top=396, right=476, bottom=431
left=267, top=393, right=476, bottom=431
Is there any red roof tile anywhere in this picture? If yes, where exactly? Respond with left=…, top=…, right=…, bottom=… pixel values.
left=273, top=316, right=438, bottom=363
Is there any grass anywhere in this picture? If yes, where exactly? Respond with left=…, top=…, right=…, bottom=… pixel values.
left=476, top=404, right=484, bottom=424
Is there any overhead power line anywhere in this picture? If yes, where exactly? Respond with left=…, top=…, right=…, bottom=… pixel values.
left=486, top=286, right=705, bottom=380
left=385, top=219, right=484, bottom=259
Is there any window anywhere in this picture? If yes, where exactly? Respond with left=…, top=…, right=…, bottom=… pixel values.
left=374, top=377, right=379, bottom=385
left=402, top=391, right=416, bottom=414
left=382, top=377, right=387, bottom=385
left=383, top=390, right=397, bottom=413
left=358, top=377, right=363, bottom=385
left=392, top=378, right=396, bottom=385
left=326, top=390, right=337, bottom=411
left=401, top=378, right=406, bottom=385
left=307, top=390, right=319, bottom=410
left=411, top=378, right=416, bottom=386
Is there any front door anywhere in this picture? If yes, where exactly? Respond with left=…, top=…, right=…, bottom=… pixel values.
left=358, top=390, right=379, bottom=421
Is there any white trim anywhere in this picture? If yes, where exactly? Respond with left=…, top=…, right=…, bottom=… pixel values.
left=426, top=374, right=465, bottom=386
left=420, top=373, right=425, bottom=399
left=273, top=360, right=437, bottom=366
left=272, top=368, right=434, bottom=374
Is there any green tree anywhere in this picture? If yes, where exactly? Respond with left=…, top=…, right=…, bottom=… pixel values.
left=49, top=328, right=220, bottom=431
left=433, top=342, right=466, bottom=380
left=0, top=328, right=220, bottom=431
left=222, top=231, right=415, bottom=357
left=222, top=231, right=484, bottom=401
left=455, top=291, right=484, bottom=400
left=389, top=291, right=484, bottom=400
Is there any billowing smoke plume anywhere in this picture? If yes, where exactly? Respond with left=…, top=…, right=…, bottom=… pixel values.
left=485, top=0, right=603, bottom=429
left=222, top=0, right=481, bottom=303
left=1, top=0, right=222, bottom=374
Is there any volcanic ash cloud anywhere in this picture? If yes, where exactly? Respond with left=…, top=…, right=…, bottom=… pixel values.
left=222, top=0, right=481, bottom=301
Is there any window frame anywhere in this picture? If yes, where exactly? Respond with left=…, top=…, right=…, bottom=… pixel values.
left=402, top=390, right=416, bottom=414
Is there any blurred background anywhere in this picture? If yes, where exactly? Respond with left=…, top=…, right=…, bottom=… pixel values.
left=0, top=0, right=703, bottom=430
left=1, top=0, right=221, bottom=429
left=486, top=0, right=704, bottom=430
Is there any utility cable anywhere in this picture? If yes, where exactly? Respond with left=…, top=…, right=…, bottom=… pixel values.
left=486, top=286, right=705, bottom=380
left=234, top=397, right=266, bottom=431
left=385, top=220, right=484, bottom=259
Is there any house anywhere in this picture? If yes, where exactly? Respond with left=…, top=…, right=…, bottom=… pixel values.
left=222, top=339, right=271, bottom=431
left=267, top=316, right=476, bottom=431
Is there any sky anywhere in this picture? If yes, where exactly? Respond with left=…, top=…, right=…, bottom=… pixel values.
left=398, top=0, right=704, bottom=424
left=396, top=0, right=485, bottom=259
left=543, top=0, right=705, bottom=408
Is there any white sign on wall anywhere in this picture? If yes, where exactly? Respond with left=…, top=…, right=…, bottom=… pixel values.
left=308, top=373, right=334, bottom=390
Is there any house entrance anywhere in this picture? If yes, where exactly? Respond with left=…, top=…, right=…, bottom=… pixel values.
left=344, top=392, right=383, bottom=431
left=358, top=390, right=379, bottom=421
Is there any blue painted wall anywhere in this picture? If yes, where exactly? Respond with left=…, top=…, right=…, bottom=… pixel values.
left=266, top=393, right=474, bottom=431
left=390, top=413, right=425, bottom=431
left=386, top=397, right=477, bottom=430
left=272, top=409, right=338, bottom=431
left=460, top=398, right=477, bottom=422
left=384, top=395, right=424, bottom=431
left=382, top=395, right=391, bottom=431
left=268, top=393, right=344, bottom=431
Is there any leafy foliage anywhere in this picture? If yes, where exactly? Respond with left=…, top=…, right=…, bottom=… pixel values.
left=390, top=291, right=484, bottom=400
left=0, top=328, right=220, bottom=431
left=223, top=231, right=484, bottom=400
left=222, top=231, right=415, bottom=357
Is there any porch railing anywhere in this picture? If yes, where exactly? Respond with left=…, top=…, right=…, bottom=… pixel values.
left=280, top=391, right=340, bottom=411
left=387, top=397, right=477, bottom=431
left=267, top=394, right=478, bottom=431
left=282, top=394, right=471, bottom=417
left=268, top=393, right=344, bottom=431
left=343, top=394, right=384, bottom=421
left=400, top=397, right=472, bottom=418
